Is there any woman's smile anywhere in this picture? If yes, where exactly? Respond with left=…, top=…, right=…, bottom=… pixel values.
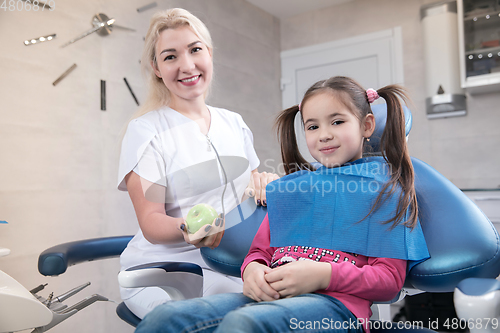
left=179, top=74, right=201, bottom=86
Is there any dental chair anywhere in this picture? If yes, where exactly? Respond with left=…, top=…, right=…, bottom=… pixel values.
left=36, top=104, right=500, bottom=332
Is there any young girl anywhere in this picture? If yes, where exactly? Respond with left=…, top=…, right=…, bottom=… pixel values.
left=134, top=76, right=429, bottom=333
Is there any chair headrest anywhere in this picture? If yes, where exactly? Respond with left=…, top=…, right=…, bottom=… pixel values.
left=367, top=104, right=413, bottom=152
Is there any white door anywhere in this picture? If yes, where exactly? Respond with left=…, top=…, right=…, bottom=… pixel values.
left=280, top=27, right=404, bottom=162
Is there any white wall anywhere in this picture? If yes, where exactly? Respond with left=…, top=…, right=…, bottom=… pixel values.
left=281, top=0, right=500, bottom=189
left=0, top=1, right=281, bottom=332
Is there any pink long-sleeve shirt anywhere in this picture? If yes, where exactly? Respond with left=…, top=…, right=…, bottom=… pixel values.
left=241, top=214, right=407, bottom=332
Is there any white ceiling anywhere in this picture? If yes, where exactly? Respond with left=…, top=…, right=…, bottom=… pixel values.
left=245, top=0, right=353, bottom=19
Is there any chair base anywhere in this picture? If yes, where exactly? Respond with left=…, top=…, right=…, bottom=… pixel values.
left=454, top=278, right=500, bottom=333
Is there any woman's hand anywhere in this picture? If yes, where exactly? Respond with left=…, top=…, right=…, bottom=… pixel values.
left=242, top=261, right=280, bottom=302
left=264, top=261, right=331, bottom=298
left=179, top=214, right=225, bottom=249
left=245, top=170, right=279, bottom=206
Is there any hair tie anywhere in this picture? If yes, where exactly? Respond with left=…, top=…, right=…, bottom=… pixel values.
left=298, top=102, right=302, bottom=111
left=366, top=88, right=379, bottom=104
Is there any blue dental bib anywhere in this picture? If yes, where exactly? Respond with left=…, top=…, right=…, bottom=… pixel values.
left=266, top=157, right=429, bottom=268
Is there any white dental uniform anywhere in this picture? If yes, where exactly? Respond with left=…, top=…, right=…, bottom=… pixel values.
left=117, top=105, right=260, bottom=318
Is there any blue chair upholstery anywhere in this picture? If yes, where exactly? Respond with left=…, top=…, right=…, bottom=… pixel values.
left=37, top=104, right=500, bottom=330
left=407, top=158, right=500, bottom=292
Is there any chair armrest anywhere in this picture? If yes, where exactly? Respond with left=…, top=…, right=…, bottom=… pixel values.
left=118, top=262, right=203, bottom=300
left=38, top=236, right=133, bottom=276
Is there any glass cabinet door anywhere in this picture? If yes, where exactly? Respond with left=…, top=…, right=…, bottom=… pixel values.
left=459, top=0, right=500, bottom=91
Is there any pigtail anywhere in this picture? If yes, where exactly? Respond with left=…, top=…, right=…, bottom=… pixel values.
left=374, top=85, right=418, bottom=229
left=274, top=105, right=315, bottom=175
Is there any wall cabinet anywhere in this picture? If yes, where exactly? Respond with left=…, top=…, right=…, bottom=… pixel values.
left=458, top=0, right=500, bottom=93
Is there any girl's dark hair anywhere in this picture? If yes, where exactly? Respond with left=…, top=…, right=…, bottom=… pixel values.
left=275, top=76, right=418, bottom=229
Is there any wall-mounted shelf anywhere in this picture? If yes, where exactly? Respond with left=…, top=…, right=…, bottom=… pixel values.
left=458, top=0, right=500, bottom=93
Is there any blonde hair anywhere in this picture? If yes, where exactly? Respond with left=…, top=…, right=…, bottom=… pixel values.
left=132, top=8, right=213, bottom=120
